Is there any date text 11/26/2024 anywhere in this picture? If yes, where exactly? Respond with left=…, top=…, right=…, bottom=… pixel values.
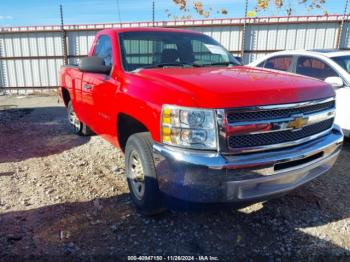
left=127, top=256, right=220, bottom=261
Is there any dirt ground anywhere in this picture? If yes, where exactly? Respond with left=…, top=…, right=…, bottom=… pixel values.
left=0, top=95, right=349, bottom=260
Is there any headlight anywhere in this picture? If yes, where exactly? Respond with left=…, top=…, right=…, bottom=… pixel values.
left=161, top=105, right=217, bottom=150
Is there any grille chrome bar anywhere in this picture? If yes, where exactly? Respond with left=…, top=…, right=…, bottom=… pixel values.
left=229, top=109, right=335, bottom=135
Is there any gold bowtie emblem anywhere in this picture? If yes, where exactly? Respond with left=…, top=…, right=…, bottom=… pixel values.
left=288, top=116, right=308, bottom=130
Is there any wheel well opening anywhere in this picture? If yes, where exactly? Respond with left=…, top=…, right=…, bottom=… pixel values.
left=117, top=113, right=149, bottom=152
left=62, top=88, right=70, bottom=107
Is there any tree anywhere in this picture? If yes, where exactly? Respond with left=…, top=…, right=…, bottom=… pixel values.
left=168, top=0, right=327, bottom=19
left=166, top=0, right=228, bottom=19
left=256, top=0, right=328, bottom=16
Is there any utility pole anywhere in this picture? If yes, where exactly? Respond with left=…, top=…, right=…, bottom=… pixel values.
left=337, top=0, right=349, bottom=49
left=60, top=5, right=68, bottom=65
left=152, top=0, right=155, bottom=27
left=240, top=0, right=249, bottom=60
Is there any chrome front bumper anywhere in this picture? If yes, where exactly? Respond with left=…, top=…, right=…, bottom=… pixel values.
left=153, top=125, right=343, bottom=203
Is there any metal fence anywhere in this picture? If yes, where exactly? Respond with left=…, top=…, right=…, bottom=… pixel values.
left=0, top=15, right=349, bottom=92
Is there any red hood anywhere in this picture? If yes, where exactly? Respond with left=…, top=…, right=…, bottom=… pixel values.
left=131, top=66, right=334, bottom=108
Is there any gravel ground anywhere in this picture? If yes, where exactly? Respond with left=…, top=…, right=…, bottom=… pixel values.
left=0, top=95, right=349, bottom=261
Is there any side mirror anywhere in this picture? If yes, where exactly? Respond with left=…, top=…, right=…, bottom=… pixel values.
left=79, top=56, right=111, bottom=75
left=325, top=77, right=344, bottom=88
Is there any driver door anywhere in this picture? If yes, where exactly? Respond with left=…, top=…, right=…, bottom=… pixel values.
left=83, top=34, right=119, bottom=138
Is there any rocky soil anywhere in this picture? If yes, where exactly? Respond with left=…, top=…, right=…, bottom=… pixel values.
left=0, top=95, right=349, bottom=260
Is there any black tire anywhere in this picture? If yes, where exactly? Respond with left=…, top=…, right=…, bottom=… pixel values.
left=81, top=122, right=94, bottom=136
left=125, top=132, right=165, bottom=215
left=67, top=101, right=93, bottom=136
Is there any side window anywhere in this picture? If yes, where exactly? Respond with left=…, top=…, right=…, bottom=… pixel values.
left=93, top=35, right=113, bottom=67
left=296, top=57, right=338, bottom=80
left=264, top=56, right=293, bottom=71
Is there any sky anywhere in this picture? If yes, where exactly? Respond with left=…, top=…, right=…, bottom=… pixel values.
left=0, top=0, right=347, bottom=27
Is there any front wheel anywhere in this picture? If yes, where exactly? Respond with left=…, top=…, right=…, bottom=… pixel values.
left=125, top=132, right=165, bottom=215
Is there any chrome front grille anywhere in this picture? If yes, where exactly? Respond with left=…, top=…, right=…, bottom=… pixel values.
left=225, top=98, right=335, bottom=153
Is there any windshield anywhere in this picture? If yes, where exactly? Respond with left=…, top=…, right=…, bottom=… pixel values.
left=118, top=31, right=240, bottom=71
left=331, top=55, right=350, bottom=73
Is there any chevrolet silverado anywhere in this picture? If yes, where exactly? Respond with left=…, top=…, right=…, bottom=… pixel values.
left=59, top=28, right=343, bottom=214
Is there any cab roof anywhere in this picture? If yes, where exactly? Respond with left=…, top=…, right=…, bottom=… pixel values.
left=98, top=27, right=202, bottom=35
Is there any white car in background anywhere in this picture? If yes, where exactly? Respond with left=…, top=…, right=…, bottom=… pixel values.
left=249, top=49, right=350, bottom=137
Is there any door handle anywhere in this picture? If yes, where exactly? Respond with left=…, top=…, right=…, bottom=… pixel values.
left=83, top=84, right=92, bottom=90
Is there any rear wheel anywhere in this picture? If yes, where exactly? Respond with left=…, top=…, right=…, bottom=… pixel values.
left=125, top=132, right=165, bottom=215
left=67, top=101, right=83, bottom=135
left=67, top=101, right=93, bottom=136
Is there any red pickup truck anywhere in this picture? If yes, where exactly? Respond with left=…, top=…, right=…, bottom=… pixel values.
left=60, top=28, right=343, bottom=214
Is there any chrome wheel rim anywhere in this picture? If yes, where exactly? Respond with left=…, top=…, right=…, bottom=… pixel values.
left=68, top=106, right=81, bottom=132
left=128, top=151, right=145, bottom=200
